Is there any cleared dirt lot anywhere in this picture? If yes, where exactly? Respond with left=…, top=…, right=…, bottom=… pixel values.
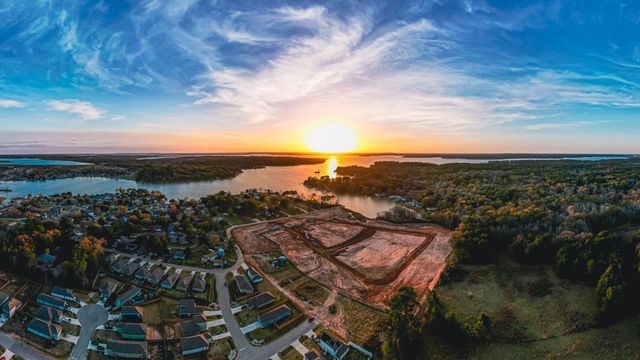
left=233, top=207, right=451, bottom=308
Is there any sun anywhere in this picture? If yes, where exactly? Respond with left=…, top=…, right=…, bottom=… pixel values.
left=304, top=123, right=358, bottom=153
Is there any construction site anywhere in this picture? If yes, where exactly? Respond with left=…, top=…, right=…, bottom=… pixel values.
left=232, top=207, right=452, bottom=309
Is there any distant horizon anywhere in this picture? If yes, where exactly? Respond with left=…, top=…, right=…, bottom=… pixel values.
left=1, top=152, right=635, bottom=157
left=1, top=1, right=640, bottom=153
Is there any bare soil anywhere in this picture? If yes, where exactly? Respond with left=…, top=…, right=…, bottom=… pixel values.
left=232, top=207, right=452, bottom=308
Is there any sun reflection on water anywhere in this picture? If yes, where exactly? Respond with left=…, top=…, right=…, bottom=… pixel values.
left=327, top=156, right=338, bottom=179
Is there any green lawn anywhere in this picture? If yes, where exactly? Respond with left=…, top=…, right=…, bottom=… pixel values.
left=427, top=257, right=640, bottom=359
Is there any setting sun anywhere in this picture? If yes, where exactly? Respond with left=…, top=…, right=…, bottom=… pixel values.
left=304, top=124, right=358, bottom=153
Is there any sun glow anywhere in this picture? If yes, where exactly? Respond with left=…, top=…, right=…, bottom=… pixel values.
left=305, top=124, right=358, bottom=153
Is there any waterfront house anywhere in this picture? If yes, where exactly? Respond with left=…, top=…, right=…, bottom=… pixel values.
left=191, top=274, right=206, bottom=292
left=176, top=275, right=193, bottom=292
left=121, top=306, right=144, bottom=322
left=247, top=292, right=276, bottom=310
left=104, top=340, right=148, bottom=359
left=233, top=275, right=254, bottom=296
left=160, top=272, right=179, bottom=289
left=2, top=298, right=22, bottom=318
left=115, top=286, right=142, bottom=308
left=37, top=293, right=67, bottom=311
left=51, top=286, right=76, bottom=302
left=99, top=278, right=119, bottom=301
left=180, top=334, right=209, bottom=356
left=319, top=332, right=350, bottom=360
left=257, top=305, right=291, bottom=327
left=146, top=268, right=165, bottom=286
left=115, top=323, right=148, bottom=340
left=35, top=305, right=61, bottom=323
left=27, top=318, right=62, bottom=342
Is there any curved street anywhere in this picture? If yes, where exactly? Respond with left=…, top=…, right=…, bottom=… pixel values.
left=102, top=219, right=317, bottom=360
left=69, top=304, right=109, bottom=360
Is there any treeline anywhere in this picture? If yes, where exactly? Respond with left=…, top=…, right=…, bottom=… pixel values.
left=305, top=159, right=640, bottom=320
left=382, top=287, right=492, bottom=360
left=0, top=218, right=104, bottom=288
left=2, top=155, right=326, bottom=183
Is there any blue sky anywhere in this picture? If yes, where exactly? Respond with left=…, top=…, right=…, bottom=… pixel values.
left=0, top=0, right=639, bottom=153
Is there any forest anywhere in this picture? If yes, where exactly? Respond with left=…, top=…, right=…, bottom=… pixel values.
left=305, top=159, right=640, bottom=357
left=0, top=154, right=325, bottom=182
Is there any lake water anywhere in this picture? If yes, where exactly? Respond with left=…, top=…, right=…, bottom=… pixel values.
left=0, top=158, right=90, bottom=166
left=0, top=155, right=631, bottom=217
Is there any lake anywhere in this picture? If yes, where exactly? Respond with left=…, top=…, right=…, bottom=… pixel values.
left=0, top=155, right=631, bottom=217
left=0, top=158, right=90, bottom=166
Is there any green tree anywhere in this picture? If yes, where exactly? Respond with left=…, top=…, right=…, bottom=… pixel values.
left=382, top=287, right=421, bottom=360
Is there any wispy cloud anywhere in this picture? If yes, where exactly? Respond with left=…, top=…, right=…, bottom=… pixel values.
left=0, top=99, right=25, bottom=108
left=46, top=99, right=103, bottom=120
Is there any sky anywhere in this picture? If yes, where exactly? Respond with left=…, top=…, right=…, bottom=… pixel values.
left=1, top=0, right=640, bottom=154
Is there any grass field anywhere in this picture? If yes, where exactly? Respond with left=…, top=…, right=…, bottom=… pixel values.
left=278, top=345, right=303, bottom=360
left=430, top=257, right=640, bottom=359
left=336, top=295, right=386, bottom=345
left=143, top=296, right=178, bottom=324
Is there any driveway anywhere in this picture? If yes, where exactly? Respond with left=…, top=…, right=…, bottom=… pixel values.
left=69, top=304, right=109, bottom=360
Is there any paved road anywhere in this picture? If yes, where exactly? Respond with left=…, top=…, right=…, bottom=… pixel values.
left=0, top=332, right=52, bottom=360
left=69, top=304, right=109, bottom=360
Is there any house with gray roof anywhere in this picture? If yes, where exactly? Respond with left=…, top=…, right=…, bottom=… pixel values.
left=104, top=340, right=148, bottom=359
left=27, top=318, right=62, bottom=342
left=35, top=305, right=61, bottom=323
left=180, top=334, right=209, bottom=356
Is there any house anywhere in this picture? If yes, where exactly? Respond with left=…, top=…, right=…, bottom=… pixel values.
left=99, top=278, right=119, bottom=301
left=121, top=262, right=141, bottom=278
left=135, top=267, right=151, bottom=281
left=111, top=258, right=129, bottom=273
left=181, top=320, right=204, bottom=337
left=0, top=291, right=8, bottom=307
left=37, top=253, right=56, bottom=267
left=35, top=305, right=61, bottom=323
left=37, top=293, right=67, bottom=311
left=173, top=250, right=186, bottom=261
left=27, top=318, right=62, bottom=342
left=246, top=267, right=263, bottom=284
left=180, top=334, right=209, bottom=356
left=178, top=299, right=203, bottom=318
left=257, top=305, right=291, bottom=327
left=233, top=275, right=254, bottom=296
left=246, top=292, right=276, bottom=310
left=115, top=286, right=142, bottom=308
left=104, top=340, right=148, bottom=359
left=104, top=253, right=118, bottom=265
left=191, top=274, right=206, bottom=293
left=121, top=306, right=144, bottom=322
left=51, top=286, right=76, bottom=302
left=191, top=314, right=208, bottom=330
left=146, top=268, right=165, bottom=286
left=319, top=333, right=350, bottom=360
left=304, top=351, right=320, bottom=360
left=160, top=272, right=179, bottom=289
left=211, top=259, right=224, bottom=269
left=115, top=323, right=148, bottom=340
left=176, top=275, right=193, bottom=292
left=2, top=298, right=22, bottom=318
